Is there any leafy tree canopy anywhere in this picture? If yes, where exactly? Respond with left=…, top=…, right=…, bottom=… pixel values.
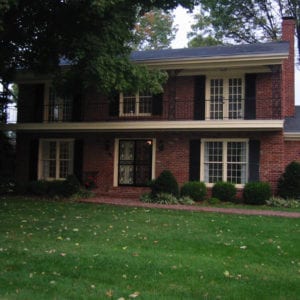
left=133, top=8, right=177, bottom=50
left=188, top=0, right=299, bottom=54
left=0, top=0, right=198, bottom=96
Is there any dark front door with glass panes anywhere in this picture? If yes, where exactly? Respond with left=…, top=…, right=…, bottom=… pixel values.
left=118, top=140, right=152, bottom=186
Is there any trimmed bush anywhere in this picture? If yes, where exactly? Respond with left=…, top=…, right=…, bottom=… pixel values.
left=212, top=181, right=236, bottom=202
left=29, top=180, right=50, bottom=196
left=207, top=197, right=221, bottom=205
left=0, top=177, right=16, bottom=195
left=243, top=182, right=272, bottom=205
left=180, top=181, right=207, bottom=201
left=29, top=175, right=81, bottom=198
left=278, top=161, right=300, bottom=199
left=150, top=170, right=179, bottom=198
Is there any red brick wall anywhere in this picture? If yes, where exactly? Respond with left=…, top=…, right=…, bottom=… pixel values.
left=256, top=74, right=273, bottom=119
left=284, top=141, right=300, bottom=165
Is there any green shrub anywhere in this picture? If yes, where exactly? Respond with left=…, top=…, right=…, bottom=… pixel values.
left=155, top=193, right=179, bottom=204
left=29, top=175, right=81, bottom=198
left=212, top=181, right=236, bottom=202
left=63, top=175, right=81, bottom=196
left=29, top=180, right=49, bottom=196
left=266, top=197, right=300, bottom=208
left=181, top=181, right=207, bottom=201
left=243, top=182, right=272, bottom=205
left=178, top=196, right=195, bottom=205
left=278, top=161, right=300, bottom=199
left=150, top=170, right=179, bottom=198
left=207, top=197, right=221, bottom=205
left=140, top=193, right=153, bottom=203
left=0, top=177, right=16, bottom=195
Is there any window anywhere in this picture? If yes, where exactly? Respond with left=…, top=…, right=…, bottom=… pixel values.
left=45, top=87, right=73, bottom=122
left=118, top=140, right=153, bottom=186
left=120, top=92, right=152, bottom=116
left=206, top=76, right=244, bottom=120
left=39, top=140, right=74, bottom=180
left=201, top=139, right=248, bottom=185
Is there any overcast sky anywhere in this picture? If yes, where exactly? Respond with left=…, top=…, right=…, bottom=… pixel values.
left=171, top=6, right=300, bottom=105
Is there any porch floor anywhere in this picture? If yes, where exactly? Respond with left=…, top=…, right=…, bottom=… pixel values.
left=80, top=196, right=300, bottom=218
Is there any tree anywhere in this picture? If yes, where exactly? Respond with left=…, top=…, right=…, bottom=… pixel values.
left=0, top=0, right=198, bottom=100
left=133, top=8, right=178, bottom=50
left=188, top=0, right=300, bottom=56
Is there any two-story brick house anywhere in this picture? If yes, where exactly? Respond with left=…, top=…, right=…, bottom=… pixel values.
left=2, top=17, right=300, bottom=198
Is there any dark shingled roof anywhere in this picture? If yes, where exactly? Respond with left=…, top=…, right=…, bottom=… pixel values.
left=285, top=106, right=300, bottom=132
left=130, top=41, right=289, bottom=62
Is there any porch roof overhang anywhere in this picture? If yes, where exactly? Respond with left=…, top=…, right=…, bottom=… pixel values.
left=133, top=54, right=288, bottom=70
left=0, top=120, right=284, bottom=133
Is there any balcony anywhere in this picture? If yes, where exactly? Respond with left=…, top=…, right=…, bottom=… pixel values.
left=0, top=98, right=284, bottom=132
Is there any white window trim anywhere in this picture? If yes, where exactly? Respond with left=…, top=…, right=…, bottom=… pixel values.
left=205, top=74, right=245, bottom=120
left=200, top=138, right=249, bottom=188
left=113, top=138, right=156, bottom=187
left=119, top=92, right=152, bottom=117
left=38, top=139, right=74, bottom=180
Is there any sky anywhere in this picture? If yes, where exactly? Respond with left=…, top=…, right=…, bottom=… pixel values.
left=171, top=6, right=300, bottom=105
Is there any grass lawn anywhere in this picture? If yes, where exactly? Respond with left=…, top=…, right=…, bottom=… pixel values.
left=0, top=197, right=299, bottom=300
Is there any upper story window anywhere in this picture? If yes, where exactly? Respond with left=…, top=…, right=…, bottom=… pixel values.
left=45, top=86, right=73, bottom=122
left=206, top=76, right=244, bottom=120
left=120, top=92, right=152, bottom=116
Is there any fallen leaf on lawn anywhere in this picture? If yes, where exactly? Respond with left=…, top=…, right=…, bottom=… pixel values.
left=129, top=291, right=140, bottom=298
left=224, top=270, right=230, bottom=277
left=106, top=289, right=113, bottom=298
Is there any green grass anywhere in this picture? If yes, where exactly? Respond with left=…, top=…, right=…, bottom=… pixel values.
left=0, top=197, right=299, bottom=300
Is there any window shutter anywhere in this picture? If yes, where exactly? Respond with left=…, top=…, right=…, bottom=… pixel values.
left=72, top=93, right=82, bottom=121
left=73, top=139, right=84, bottom=182
left=245, top=74, right=256, bottom=120
left=34, top=84, right=44, bottom=122
left=249, top=140, right=260, bottom=182
left=194, top=76, right=206, bottom=120
left=29, top=139, right=39, bottom=181
left=189, top=140, right=200, bottom=181
left=152, top=93, right=163, bottom=115
left=109, top=91, right=119, bottom=117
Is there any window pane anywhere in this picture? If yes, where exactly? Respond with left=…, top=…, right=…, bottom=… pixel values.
left=139, top=94, right=152, bottom=114
left=210, top=79, right=223, bottom=120
left=227, top=142, right=247, bottom=184
left=228, top=78, right=243, bottom=119
left=123, top=95, right=136, bottom=114
left=48, top=88, right=72, bottom=121
left=204, top=141, right=223, bottom=183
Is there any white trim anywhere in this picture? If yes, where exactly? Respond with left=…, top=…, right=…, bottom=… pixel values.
left=113, top=138, right=156, bottom=187
left=119, top=92, right=152, bottom=117
left=200, top=138, right=249, bottom=188
left=1, top=120, right=284, bottom=132
left=284, top=133, right=300, bottom=141
left=205, top=74, right=245, bottom=120
left=38, top=139, right=74, bottom=180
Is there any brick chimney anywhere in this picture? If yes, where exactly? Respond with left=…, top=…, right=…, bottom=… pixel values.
left=282, top=17, right=295, bottom=117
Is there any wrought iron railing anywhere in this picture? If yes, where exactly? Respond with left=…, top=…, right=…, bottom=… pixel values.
left=2, top=97, right=281, bottom=124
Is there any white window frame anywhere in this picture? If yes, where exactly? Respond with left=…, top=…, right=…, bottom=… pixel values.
left=43, top=83, right=73, bottom=122
left=119, top=92, right=152, bottom=117
left=200, top=138, right=249, bottom=188
left=113, top=138, right=156, bottom=187
left=205, top=74, right=245, bottom=120
left=38, top=139, right=74, bottom=180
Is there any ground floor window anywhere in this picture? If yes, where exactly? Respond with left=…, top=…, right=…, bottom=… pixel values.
left=118, top=139, right=153, bottom=186
left=39, top=139, right=74, bottom=180
left=201, top=139, right=248, bottom=185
